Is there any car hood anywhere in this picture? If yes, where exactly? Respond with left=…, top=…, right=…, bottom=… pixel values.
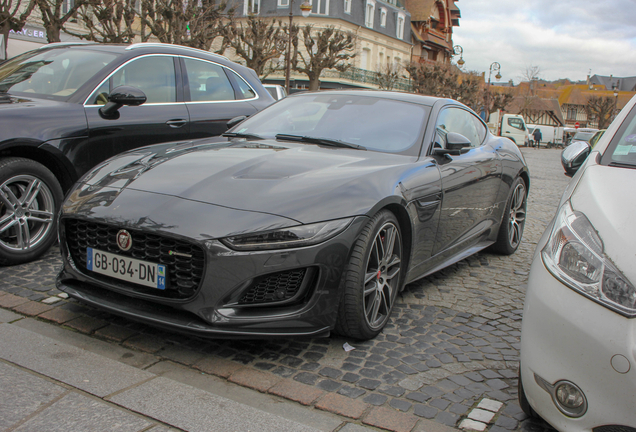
left=74, top=139, right=412, bottom=225
left=570, top=163, right=636, bottom=281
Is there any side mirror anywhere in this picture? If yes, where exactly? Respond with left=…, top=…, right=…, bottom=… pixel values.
left=99, top=86, right=147, bottom=119
left=561, top=141, right=590, bottom=177
left=227, top=115, right=248, bottom=130
left=433, top=132, right=472, bottom=156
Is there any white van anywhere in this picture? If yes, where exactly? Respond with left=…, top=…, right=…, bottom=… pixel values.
left=488, top=111, right=530, bottom=146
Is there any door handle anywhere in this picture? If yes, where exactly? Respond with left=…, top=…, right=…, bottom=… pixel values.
left=166, top=119, right=187, bottom=128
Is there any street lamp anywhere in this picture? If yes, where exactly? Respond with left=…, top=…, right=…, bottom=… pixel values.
left=453, top=45, right=464, bottom=67
left=485, top=62, right=501, bottom=123
left=285, top=0, right=312, bottom=94
left=613, top=88, right=619, bottom=121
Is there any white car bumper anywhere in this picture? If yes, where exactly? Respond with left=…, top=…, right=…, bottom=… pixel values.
left=520, top=243, right=636, bottom=432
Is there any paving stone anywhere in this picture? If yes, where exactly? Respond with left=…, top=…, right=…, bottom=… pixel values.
left=194, top=358, right=242, bottom=378
left=315, top=393, right=367, bottom=419
left=12, top=300, right=54, bottom=316
left=357, top=378, right=381, bottom=390
left=337, top=386, right=366, bottom=399
left=268, top=380, right=324, bottom=405
left=430, top=398, right=451, bottom=410
left=122, top=334, right=166, bottom=353
left=362, top=406, right=418, bottom=432
left=495, top=415, right=519, bottom=430
left=435, top=410, right=460, bottom=427
left=390, top=398, right=412, bottom=412
left=413, top=404, right=438, bottom=419
left=363, top=393, right=388, bottom=406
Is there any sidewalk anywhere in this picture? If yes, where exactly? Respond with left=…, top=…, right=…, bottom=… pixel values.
left=0, top=308, right=373, bottom=432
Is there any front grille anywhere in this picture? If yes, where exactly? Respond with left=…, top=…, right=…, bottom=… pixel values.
left=64, top=218, right=205, bottom=299
left=594, top=427, right=636, bottom=432
left=240, top=268, right=307, bottom=305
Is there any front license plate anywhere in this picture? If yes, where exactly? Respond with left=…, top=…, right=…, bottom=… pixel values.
left=87, top=247, right=166, bottom=290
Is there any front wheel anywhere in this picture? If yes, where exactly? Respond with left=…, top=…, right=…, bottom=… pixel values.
left=490, top=177, right=527, bottom=255
left=335, top=210, right=404, bottom=340
left=0, top=157, right=63, bottom=266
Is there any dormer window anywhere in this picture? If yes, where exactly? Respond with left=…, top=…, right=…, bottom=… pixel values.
left=365, top=0, right=375, bottom=28
left=396, top=12, right=405, bottom=39
left=380, top=8, right=387, bottom=27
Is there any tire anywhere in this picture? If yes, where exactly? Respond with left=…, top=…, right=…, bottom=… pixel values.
left=0, top=157, right=63, bottom=266
left=335, top=210, right=404, bottom=340
left=490, top=177, right=527, bottom=255
left=518, top=371, right=539, bottom=419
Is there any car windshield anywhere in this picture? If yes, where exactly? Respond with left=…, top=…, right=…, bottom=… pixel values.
left=0, top=47, right=118, bottom=99
left=231, top=93, right=429, bottom=154
left=572, top=131, right=594, bottom=142
left=601, top=105, right=636, bottom=168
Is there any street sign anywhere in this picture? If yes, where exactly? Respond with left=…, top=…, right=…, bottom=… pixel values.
left=575, top=122, right=580, bottom=128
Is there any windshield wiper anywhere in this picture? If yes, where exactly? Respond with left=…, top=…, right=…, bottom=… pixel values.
left=222, top=132, right=265, bottom=140
left=608, top=161, right=636, bottom=169
left=275, top=134, right=366, bottom=150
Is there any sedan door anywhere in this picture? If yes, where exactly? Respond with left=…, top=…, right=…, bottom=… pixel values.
left=79, top=55, right=190, bottom=177
left=431, top=106, right=502, bottom=258
left=180, top=57, right=259, bottom=138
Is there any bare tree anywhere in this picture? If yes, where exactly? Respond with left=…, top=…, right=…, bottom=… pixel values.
left=138, top=0, right=232, bottom=51
left=65, top=0, right=136, bottom=43
left=375, top=62, right=401, bottom=91
left=586, top=95, right=615, bottom=129
left=1, top=0, right=34, bottom=59
left=292, top=24, right=355, bottom=91
left=406, top=62, right=482, bottom=108
left=34, top=0, right=85, bottom=42
left=488, top=91, right=513, bottom=115
left=221, top=16, right=286, bottom=78
left=522, top=64, right=541, bottom=96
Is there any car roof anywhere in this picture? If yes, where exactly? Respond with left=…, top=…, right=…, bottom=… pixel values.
left=286, top=89, right=450, bottom=108
left=37, top=42, right=233, bottom=65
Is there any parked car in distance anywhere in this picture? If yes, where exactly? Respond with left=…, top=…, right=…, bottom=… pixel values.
left=519, top=94, right=636, bottom=430
left=0, top=42, right=274, bottom=266
left=564, top=127, right=598, bottom=146
left=263, top=84, right=287, bottom=100
left=561, top=129, right=606, bottom=176
left=56, top=90, right=529, bottom=340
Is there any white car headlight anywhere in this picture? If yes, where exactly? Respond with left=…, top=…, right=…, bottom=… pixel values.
left=221, top=218, right=353, bottom=251
left=542, top=202, right=636, bottom=317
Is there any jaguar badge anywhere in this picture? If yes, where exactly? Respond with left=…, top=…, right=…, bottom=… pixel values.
left=116, top=230, right=133, bottom=251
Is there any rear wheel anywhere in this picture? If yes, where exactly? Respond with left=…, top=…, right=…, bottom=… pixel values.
left=335, top=210, right=403, bottom=340
left=0, top=158, right=63, bottom=266
left=491, top=177, right=527, bottom=255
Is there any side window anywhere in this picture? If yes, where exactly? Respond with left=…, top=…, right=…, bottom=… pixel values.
left=434, top=107, right=482, bottom=149
left=508, top=117, right=526, bottom=131
left=86, top=56, right=177, bottom=105
left=184, top=58, right=236, bottom=102
left=112, top=56, right=176, bottom=104
left=225, top=69, right=256, bottom=99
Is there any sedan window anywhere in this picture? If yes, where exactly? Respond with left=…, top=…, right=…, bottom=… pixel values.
left=434, top=107, right=482, bottom=148
left=601, top=105, right=636, bottom=168
left=0, top=48, right=117, bottom=99
left=183, top=58, right=236, bottom=102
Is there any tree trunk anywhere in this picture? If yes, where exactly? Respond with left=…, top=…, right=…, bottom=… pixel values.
left=0, top=24, right=9, bottom=60
left=45, top=23, right=61, bottom=43
left=308, top=77, right=320, bottom=91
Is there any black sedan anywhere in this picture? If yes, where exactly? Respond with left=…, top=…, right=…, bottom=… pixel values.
left=0, top=42, right=274, bottom=265
left=56, top=91, right=529, bottom=340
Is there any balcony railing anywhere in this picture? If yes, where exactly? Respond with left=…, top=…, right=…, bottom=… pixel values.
left=321, top=66, right=413, bottom=92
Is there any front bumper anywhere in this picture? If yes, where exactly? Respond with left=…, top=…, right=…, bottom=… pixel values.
left=57, top=216, right=368, bottom=338
left=520, top=236, right=636, bottom=431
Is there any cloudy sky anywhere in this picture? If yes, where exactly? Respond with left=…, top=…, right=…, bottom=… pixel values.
left=452, top=0, right=636, bottom=84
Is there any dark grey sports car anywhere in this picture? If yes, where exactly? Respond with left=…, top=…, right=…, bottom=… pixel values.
left=56, top=91, right=529, bottom=340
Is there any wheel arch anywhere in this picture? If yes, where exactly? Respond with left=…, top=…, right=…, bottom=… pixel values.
left=0, top=142, right=77, bottom=192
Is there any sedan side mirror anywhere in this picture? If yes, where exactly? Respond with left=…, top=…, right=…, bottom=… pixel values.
left=433, top=132, right=472, bottom=156
left=561, top=140, right=590, bottom=177
left=227, top=115, right=248, bottom=130
left=99, top=86, right=147, bottom=119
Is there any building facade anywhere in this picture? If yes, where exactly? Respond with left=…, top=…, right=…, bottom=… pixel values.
left=406, top=0, right=460, bottom=64
left=226, top=0, right=413, bottom=89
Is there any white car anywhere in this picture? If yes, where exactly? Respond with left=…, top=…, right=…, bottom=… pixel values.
left=519, top=94, right=636, bottom=431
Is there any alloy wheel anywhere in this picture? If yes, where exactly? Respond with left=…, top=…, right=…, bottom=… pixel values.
left=363, top=221, right=402, bottom=330
left=0, top=175, right=55, bottom=252
left=508, top=183, right=527, bottom=249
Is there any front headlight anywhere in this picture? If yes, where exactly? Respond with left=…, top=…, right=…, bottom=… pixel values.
left=221, top=218, right=353, bottom=251
left=542, top=202, right=636, bottom=316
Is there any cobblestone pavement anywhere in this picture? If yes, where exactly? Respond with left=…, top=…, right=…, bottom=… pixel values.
left=0, top=148, right=570, bottom=432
